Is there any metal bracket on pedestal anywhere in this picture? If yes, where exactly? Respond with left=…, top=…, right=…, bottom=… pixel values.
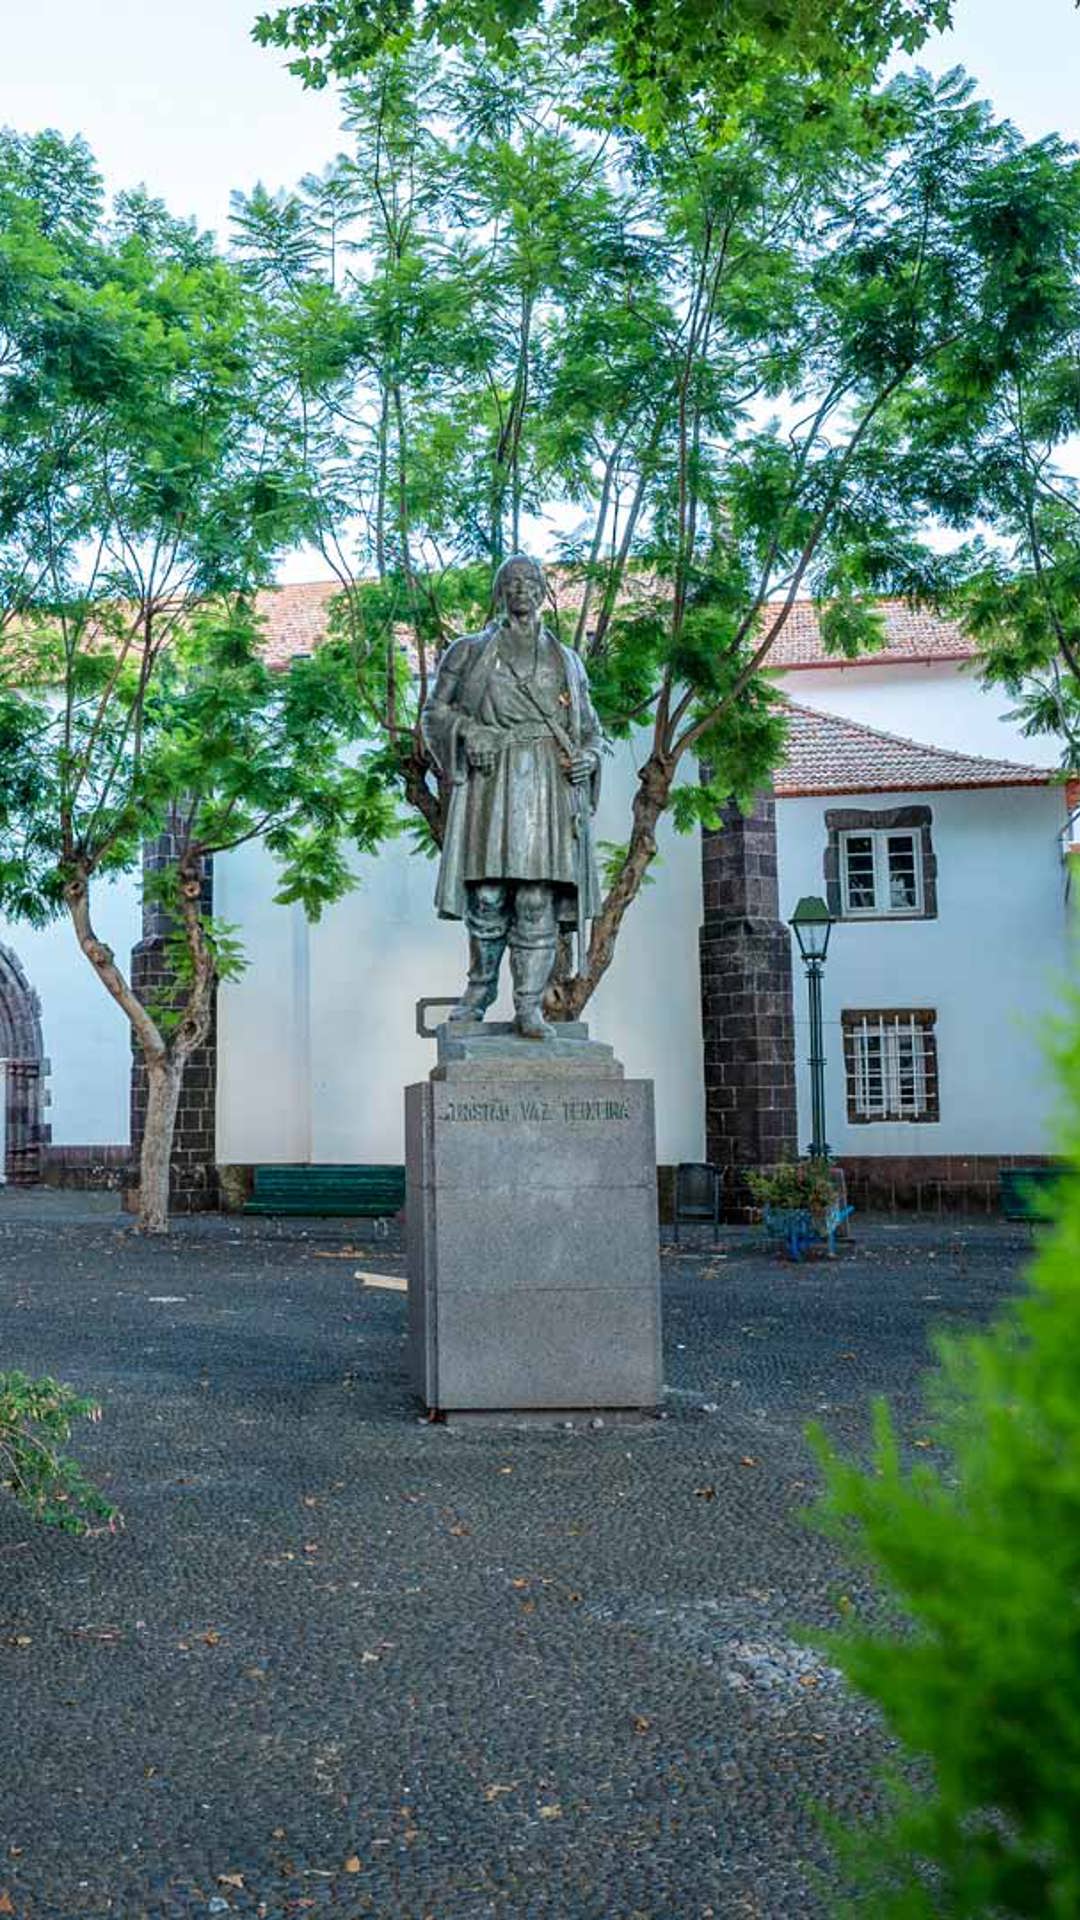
left=415, top=997, right=470, bottom=1039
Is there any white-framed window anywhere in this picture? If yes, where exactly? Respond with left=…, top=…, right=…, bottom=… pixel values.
left=842, top=1010, right=939, bottom=1124
left=839, top=828, right=923, bottom=917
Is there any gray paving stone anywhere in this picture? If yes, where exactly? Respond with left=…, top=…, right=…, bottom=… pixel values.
left=0, top=1209, right=1032, bottom=1920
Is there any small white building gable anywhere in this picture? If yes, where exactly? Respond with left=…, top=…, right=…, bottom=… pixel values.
left=773, top=702, right=1068, bottom=1159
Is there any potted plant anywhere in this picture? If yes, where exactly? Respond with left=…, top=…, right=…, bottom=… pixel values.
left=746, top=1160, right=850, bottom=1259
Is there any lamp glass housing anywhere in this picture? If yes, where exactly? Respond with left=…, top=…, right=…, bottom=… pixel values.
left=790, top=894, right=833, bottom=963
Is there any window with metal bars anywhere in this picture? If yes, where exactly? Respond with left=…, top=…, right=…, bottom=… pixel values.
left=842, top=1009, right=939, bottom=1123
left=839, top=828, right=923, bottom=916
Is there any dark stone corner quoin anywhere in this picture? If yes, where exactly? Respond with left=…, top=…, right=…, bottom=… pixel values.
left=129, top=832, right=219, bottom=1213
left=699, top=793, right=799, bottom=1218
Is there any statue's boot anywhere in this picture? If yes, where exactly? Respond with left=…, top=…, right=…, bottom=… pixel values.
left=511, top=940, right=558, bottom=1041
left=447, top=935, right=505, bottom=1023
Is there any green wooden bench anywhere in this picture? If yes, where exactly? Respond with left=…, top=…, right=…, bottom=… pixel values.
left=244, top=1165, right=406, bottom=1217
left=999, top=1167, right=1070, bottom=1222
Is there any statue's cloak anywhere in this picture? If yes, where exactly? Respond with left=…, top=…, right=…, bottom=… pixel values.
left=421, top=622, right=603, bottom=924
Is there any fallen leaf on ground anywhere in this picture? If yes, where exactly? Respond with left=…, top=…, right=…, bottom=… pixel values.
left=343, top=1856, right=363, bottom=1874
left=740, top=1456, right=759, bottom=1468
left=538, top=1803, right=562, bottom=1820
left=8, top=1636, right=31, bottom=1649
left=271, top=1828, right=286, bottom=1840
left=694, top=1486, right=716, bottom=1500
left=798, top=1674, right=819, bottom=1688
left=217, top=1873, right=245, bottom=1889
left=510, top=1578, right=529, bottom=1590
left=0, top=1891, right=14, bottom=1914
left=448, top=1523, right=470, bottom=1538
left=913, top=1438, right=933, bottom=1449
left=632, top=1715, right=651, bottom=1734
left=483, top=1784, right=516, bottom=1801
left=203, top=1630, right=222, bottom=1647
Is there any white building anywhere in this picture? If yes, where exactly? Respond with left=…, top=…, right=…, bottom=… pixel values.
left=0, top=591, right=1069, bottom=1211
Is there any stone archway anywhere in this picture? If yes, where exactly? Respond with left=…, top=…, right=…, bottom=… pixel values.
left=0, top=944, right=48, bottom=1182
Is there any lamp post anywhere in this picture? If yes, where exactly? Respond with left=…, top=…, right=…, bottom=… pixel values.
left=789, top=895, right=834, bottom=1162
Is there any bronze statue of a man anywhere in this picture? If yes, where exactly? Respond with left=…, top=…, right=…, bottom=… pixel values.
left=421, top=554, right=602, bottom=1040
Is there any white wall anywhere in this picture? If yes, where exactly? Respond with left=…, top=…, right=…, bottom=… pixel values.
left=777, top=784, right=1070, bottom=1155
left=775, top=661, right=1063, bottom=769
left=216, top=731, right=707, bottom=1168
left=0, top=870, right=141, bottom=1145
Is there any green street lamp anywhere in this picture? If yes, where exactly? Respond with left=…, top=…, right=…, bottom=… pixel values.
left=789, top=895, right=835, bottom=1161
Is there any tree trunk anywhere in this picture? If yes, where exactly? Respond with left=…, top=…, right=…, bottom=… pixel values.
left=545, top=755, right=671, bottom=1022
left=401, top=745, right=446, bottom=847
left=139, top=1055, right=184, bottom=1235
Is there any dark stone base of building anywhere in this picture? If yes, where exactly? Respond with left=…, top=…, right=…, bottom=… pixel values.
left=839, top=1154, right=1057, bottom=1215
left=41, top=1145, right=133, bottom=1192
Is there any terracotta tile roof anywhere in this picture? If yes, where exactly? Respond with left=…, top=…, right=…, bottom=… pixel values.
left=253, top=582, right=977, bottom=673
left=775, top=701, right=1054, bottom=797
left=764, top=596, right=975, bottom=670
left=254, top=581, right=341, bottom=668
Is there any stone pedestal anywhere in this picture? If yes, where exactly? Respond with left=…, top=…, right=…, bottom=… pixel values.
left=406, top=1022, right=662, bottom=1413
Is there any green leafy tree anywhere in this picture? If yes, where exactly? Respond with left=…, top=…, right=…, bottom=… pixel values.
left=0, top=1371, right=117, bottom=1535
left=237, top=56, right=1080, bottom=1018
left=0, top=133, right=394, bottom=1231
left=253, top=0, right=953, bottom=130
left=810, top=1016, right=1080, bottom=1916
left=936, top=262, right=1080, bottom=765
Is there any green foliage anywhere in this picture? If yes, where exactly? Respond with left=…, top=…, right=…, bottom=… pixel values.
left=227, top=45, right=1080, bottom=1005
left=0, top=136, right=400, bottom=1224
left=747, top=1158, right=836, bottom=1224
left=596, top=838, right=656, bottom=891
left=0, top=137, right=397, bottom=938
left=809, top=1024, right=1080, bottom=1917
left=0, top=1370, right=118, bottom=1535
left=151, top=915, right=247, bottom=1035
left=252, top=0, right=952, bottom=131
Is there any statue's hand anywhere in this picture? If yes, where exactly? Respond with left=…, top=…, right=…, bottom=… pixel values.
left=562, top=748, right=597, bottom=787
left=466, top=726, right=499, bottom=774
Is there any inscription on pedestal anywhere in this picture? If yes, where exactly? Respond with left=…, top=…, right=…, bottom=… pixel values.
left=441, top=1096, right=632, bottom=1124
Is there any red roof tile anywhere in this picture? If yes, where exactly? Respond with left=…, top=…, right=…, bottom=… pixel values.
left=764, top=596, right=975, bottom=670
left=254, top=582, right=977, bottom=673
left=254, top=581, right=341, bottom=668
left=775, top=701, right=1054, bottom=797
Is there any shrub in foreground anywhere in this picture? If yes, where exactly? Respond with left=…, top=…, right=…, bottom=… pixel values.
left=811, top=1034, right=1080, bottom=1916
left=0, top=1371, right=118, bottom=1535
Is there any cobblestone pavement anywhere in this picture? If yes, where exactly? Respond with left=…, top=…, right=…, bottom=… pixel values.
left=0, top=1208, right=1031, bottom=1920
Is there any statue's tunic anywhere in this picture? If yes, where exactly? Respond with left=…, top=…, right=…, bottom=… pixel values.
left=421, top=623, right=603, bottom=924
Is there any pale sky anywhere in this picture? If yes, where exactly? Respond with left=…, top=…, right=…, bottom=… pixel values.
left=0, top=0, right=1075, bottom=243
left=0, top=0, right=1076, bottom=579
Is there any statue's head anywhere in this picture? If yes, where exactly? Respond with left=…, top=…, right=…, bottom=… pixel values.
left=493, top=553, right=546, bottom=619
